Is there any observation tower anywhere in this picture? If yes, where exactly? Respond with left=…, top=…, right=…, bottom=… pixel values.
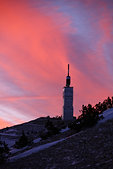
left=63, top=64, right=73, bottom=121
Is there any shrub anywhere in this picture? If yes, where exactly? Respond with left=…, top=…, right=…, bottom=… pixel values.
left=0, top=140, right=9, bottom=164
left=39, top=131, right=48, bottom=140
left=46, top=120, right=60, bottom=133
left=56, top=120, right=66, bottom=130
left=79, top=104, right=99, bottom=127
left=39, top=120, right=60, bottom=140
left=45, top=120, right=53, bottom=130
left=68, top=121, right=82, bottom=132
left=15, top=131, right=29, bottom=149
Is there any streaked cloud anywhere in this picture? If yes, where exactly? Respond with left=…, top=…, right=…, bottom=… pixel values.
left=0, top=0, right=113, bottom=128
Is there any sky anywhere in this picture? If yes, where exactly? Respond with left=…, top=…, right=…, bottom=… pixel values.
left=0, top=0, right=113, bottom=128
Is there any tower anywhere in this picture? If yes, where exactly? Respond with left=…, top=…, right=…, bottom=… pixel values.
left=63, top=64, right=73, bottom=121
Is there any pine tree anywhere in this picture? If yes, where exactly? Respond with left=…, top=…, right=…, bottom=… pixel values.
left=0, top=140, right=9, bottom=164
left=15, top=131, right=28, bottom=148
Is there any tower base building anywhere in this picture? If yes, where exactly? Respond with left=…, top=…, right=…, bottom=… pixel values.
left=63, top=64, right=73, bottom=121
left=63, top=87, right=73, bottom=121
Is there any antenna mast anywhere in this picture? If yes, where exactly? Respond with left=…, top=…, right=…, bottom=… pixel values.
left=68, top=64, right=69, bottom=76
left=66, top=64, right=71, bottom=87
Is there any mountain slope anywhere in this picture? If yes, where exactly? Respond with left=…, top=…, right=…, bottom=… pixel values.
left=1, top=109, right=113, bottom=169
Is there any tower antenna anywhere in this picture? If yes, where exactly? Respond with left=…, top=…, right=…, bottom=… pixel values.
left=68, top=64, right=69, bottom=76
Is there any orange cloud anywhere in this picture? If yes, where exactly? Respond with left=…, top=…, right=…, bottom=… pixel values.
left=0, top=118, right=12, bottom=129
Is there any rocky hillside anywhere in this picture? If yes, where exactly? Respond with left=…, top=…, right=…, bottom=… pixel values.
left=1, top=109, right=113, bottom=169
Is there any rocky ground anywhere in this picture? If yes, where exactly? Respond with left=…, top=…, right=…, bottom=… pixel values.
left=1, top=118, right=113, bottom=169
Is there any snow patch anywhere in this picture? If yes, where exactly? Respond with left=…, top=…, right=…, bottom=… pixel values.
left=60, top=127, right=69, bottom=133
left=10, top=138, right=65, bottom=161
left=0, top=138, right=16, bottom=147
left=33, top=138, right=41, bottom=144
left=9, top=132, right=81, bottom=161
left=0, top=128, right=17, bottom=137
left=5, top=129, right=17, bottom=133
left=0, top=133, right=17, bottom=136
left=10, top=146, right=28, bottom=154
left=99, top=108, right=113, bottom=123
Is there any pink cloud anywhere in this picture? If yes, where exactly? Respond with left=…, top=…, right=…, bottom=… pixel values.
left=0, top=0, right=113, bottom=128
left=0, top=0, right=70, bottom=127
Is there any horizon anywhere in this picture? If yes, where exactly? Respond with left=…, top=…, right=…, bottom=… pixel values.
left=0, top=0, right=113, bottom=128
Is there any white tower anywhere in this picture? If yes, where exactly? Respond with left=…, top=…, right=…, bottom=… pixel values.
left=63, top=64, right=73, bottom=121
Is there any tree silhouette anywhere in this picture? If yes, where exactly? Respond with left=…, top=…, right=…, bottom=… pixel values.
left=0, top=140, right=9, bottom=164
left=15, top=131, right=28, bottom=148
left=69, top=96, right=113, bottom=131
